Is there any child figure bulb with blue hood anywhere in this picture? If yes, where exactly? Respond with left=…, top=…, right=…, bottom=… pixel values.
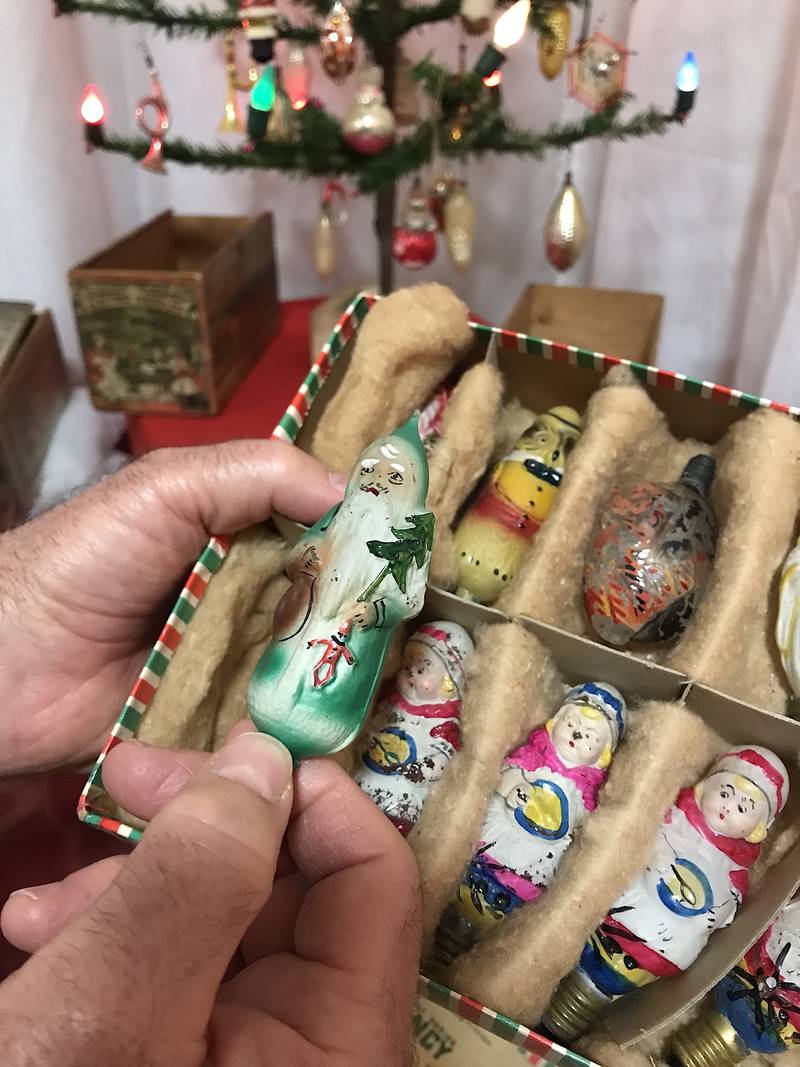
left=435, top=682, right=626, bottom=963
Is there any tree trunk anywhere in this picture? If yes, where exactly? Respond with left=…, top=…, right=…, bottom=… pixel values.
left=373, top=7, right=397, bottom=294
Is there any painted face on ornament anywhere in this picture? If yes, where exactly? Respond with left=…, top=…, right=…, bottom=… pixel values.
left=396, top=641, right=452, bottom=702
left=495, top=406, right=583, bottom=524
left=549, top=701, right=614, bottom=768
left=352, top=438, right=419, bottom=499
left=696, top=772, right=770, bottom=842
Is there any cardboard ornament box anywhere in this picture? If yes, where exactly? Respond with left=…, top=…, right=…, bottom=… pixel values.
left=79, top=292, right=800, bottom=1067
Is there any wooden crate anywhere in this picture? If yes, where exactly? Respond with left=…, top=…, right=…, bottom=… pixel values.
left=69, top=212, right=279, bottom=416
left=0, top=307, right=70, bottom=527
left=503, top=283, right=663, bottom=365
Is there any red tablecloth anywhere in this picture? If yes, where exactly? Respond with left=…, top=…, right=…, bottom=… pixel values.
left=128, top=298, right=322, bottom=456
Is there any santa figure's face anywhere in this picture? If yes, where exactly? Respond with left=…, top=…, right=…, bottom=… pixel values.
left=549, top=701, right=612, bottom=767
left=352, top=439, right=418, bottom=499
left=697, top=771, right=770, bottom=841
left=396, top=641, right=449, bottom=703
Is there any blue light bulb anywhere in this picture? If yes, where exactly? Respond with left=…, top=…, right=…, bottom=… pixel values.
left=676, top=51, right=699, bottom=93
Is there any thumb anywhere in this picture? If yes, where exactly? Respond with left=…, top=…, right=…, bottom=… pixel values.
left=0, top=732, right=293, bottom=1065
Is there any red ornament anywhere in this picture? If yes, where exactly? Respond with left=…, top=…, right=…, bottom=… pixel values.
left=393, top=177, right=438, bottom=269
left=392, top=227, right=437, bottom=270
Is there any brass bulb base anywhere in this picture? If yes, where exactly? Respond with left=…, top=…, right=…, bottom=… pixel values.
left=541, top=970, right=609, bottom=1042
left=670, top=1012, right=747, bottom=1067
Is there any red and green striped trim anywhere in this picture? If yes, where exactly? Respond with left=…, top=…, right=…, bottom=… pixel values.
left=77, top=535, right=231, bottom=841
left=478, top=324, right=800, bottom=419
left=418, top=977, right=598, bottom=1067
left=272, top=291, right=378, bottom=444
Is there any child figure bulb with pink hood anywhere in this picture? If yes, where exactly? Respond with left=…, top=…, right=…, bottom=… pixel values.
left=435, top=682, right=626, bottom=963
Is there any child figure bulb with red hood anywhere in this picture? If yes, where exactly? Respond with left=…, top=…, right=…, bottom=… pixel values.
left=435, top=682, right=626, bottom=964
left=353, top=621, right=475, bottom=835
left=544, top=745, right=790, bottom=1042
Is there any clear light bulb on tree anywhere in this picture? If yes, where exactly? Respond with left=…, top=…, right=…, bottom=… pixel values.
left=474, top=0, right=531, bottom=79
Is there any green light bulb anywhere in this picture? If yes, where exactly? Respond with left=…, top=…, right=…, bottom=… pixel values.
left=251, top=65, right=276, bottom=112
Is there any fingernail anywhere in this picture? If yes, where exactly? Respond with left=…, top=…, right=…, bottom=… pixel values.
left=9, top=883, right=57, bottom=903
left=211, top=732, right=294, bottom=802
left=328, top=470, right=348, bottom=494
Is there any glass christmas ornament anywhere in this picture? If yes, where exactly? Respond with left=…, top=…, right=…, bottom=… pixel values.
left=248, top=415, right=434, bottom=761
left=284, top=44, right=310, bottom=110
left=544, top=746, right=790, bottom=1042
left=342, top=66, right=396, bottom=155
left=583, top=454, right=717, bottom=647
left=538, top=2, right=571, bottom=80
left=392, top=178, right=438, bottom=269
left=218, top=32, right=258, bottom=134
left=776, top=536, right=800, bottom=707
left=239, top=1, right=278, bottom=64
left=266, top=84, right=297, bottom=142
left=545, top=171, right=588, bottom=271
left=394, top=49, right=420, bottom=127
left=353, top=621, right=475, bottom=835
left=568, top=30, right=628, bottom=113
left=314, top=180, right=347, bottom=279
left=436, top=682, right=626, bottom=963
left=453, top=406, right=583, bottom=604
left=443, top=179, right=476, bottom=271
left=671, top=899, right=800, bottom=1066
left=320, top=0, right=356, bottom=83
left=134, top=45, right=170, bottom=175
left=460, top=0, right=494, bottom=36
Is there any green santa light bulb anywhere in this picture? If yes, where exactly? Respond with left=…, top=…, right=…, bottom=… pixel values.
left=248, top=414, right=435, bottom=761
left=247, top=63, right=276, bottom=140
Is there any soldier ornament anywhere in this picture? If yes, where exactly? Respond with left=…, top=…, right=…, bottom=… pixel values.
left=453, top=406, right=583, bottom=604
left=544, top=746, right=790, bottom=1041
left=436, top=682, right=626, bottom=963
left=248, top=415, right=434, bottom=760
left=353, top=620, right=475, bottom=835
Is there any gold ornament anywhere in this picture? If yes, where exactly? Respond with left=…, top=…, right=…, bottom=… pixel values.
left=342, top=66, right=396, bottom=155
left=266, top=86, right=297, bottom=142
left=314, top=207, right=336, bottom=279
left=443, top=179, right=476, bottom=271
left=545, top=172, right=588, bottom=271
left=320, top=0, right=356, bottom=83
left=219, top=31, right=258, bottom=133
left=538, top=3, right=571, bottom=80
left=314, top=181, right=348, bottom=279
left=447, top=102, right=471, bottom=146
left=460, top=0, right=494, bottom=36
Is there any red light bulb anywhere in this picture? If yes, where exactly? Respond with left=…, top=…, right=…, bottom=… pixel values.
left=80, top=84, right=106, bottom=125
left=482, top=68, right=502, bottom=88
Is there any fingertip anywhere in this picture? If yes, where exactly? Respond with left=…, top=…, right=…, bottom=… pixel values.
left=1, top=887, right=52, bottom=952
left=103, top=740, right=208, bottom=821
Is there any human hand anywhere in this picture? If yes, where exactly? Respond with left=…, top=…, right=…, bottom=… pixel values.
left=0, top=729, right=421, bottom=1066
left=0, top=440, right=344, bottom=774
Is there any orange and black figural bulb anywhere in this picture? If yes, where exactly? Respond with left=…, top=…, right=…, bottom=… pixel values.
left=583, top=454, right=717, bottom=647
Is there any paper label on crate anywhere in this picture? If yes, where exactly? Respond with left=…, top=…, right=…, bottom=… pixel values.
left=413, top=1000, right=535, bottom=1064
